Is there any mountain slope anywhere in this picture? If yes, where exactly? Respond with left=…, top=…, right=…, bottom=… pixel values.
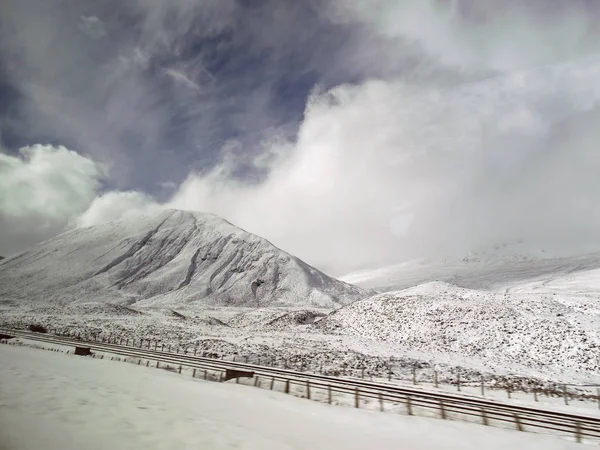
left=0, top=209, right=368, bottom=308
left=341, top=241, right=600, bottom=292
left=316, top=281, right=600, bottom=378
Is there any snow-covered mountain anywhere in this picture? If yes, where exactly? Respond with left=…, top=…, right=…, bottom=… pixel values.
left=316, top=281, right=600, bottom=378
left=0, top=209, right=368, bottom=309
left=341, top=241, right=600, bottom=293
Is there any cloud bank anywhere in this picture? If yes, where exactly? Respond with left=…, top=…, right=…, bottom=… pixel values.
left=3, top=1, right=600, bottom=277
left=168, top=56, right=600, bottom=274
left=0, top=145, right=104, bottom=256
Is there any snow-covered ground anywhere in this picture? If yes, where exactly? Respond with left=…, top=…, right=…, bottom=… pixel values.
left=2, top=211, right=600, bottom=394
left=0, top=344, right=587, bottom=449
left=316, top=281, right=600, bottom=384
left=340, top=242, right=600, bottom=292
left=2, top=277, right=600, bottom=388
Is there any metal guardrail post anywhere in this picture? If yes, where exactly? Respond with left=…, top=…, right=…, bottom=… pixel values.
left=481, top=408, right=489, bottom=426
left=439, top=400, right=446, bottom=419
left=513, top=414, right=524, bottom=432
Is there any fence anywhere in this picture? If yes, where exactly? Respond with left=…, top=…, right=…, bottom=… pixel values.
left=2, top=327, right=600, bottom=443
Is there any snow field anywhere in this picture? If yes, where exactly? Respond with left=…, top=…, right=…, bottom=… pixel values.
left=3, top=337, right=599, bottom=432
left=0, top=344, right=590, bottom=450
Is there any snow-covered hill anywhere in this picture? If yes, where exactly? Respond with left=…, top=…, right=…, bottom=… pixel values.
left=316, top=281, right=600, bottom=378
left=0, top=209, right=368, bottom=309
left=341, top=241, right=600, bottom=293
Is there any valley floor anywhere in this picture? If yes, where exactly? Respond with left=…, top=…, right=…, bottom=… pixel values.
left=0, top=345, right=585, bottom=450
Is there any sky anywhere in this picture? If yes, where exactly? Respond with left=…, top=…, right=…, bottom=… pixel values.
left=1, top=0, right=600, bottom=276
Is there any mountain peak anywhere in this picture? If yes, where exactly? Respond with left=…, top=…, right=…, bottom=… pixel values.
left=0, top=210, right=368, bottom=308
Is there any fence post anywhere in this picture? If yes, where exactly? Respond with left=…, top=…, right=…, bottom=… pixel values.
left=270, top=377, right=275, bottom=390
left=406, top=396, right=413, bottom=415
left=328, top=385, right=332, bottom=404
left=507, top=385, right=511, bottom=399
left=481, top=408, right=489, bottom=426
left=439, top=400, right=446, bottom=419
left=513, top=414, right=524, bottom=432
left=161, top=343, right=164, bottom=351
left=388, top=367, right=392, bottom=381
left=355, top=388, right=360, bottom=408
left=379, top=392, right=384, bottom=412
left=204, top=370, right=208, bottom=380
left=178, top=365, right=182, bottom=374
left=194, top=347, right=197, bottom=356
left=434, top=371, right=439, bottom=388
left=154, top=341, right=157, bottom=350
left=480, top=376, right=485, bottom=396
left=255, top=376, right=259, bottom=387
left=193, top=369, right=196, bottom=378
left=575, top=422, right=582, bottom=443
left=412, top=366, right=417, bottom=385
left=597, top=388, right=600, bottom=410
left=306, top=381, right=311, bottom=399
left=145, top=360, right=149, bottom=367
left=533, top=389, right=538, bottom=402
left=457, top=373, right=461, bottom=391
left=563, top=385, right=569, bottom=406
left=285, top=380, right=290, bottom=394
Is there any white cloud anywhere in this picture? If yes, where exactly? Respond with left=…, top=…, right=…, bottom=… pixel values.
left=165, top=68, right=201, bottom=92
left=4, top=0, right=600, bottom=277
left=0, top=145, right=164, bottom=256
left=327, top=0, right=600, bottom=73
left=76, top=191, right=162, bottom=228
left=168, top=54, right=600, bottom=275
left=0, top=144, right=105, bottom=256
left=77, top=15, right=107, bottom=39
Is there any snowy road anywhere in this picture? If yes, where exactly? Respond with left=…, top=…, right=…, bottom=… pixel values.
left=0, top=345, right=584, bottom=449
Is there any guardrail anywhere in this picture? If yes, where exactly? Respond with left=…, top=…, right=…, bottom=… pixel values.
left=2, top=328, right=599, bottom=443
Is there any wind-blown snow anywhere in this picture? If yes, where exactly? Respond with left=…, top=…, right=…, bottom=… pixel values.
left=0, top=209, right=367, bottom=308
left=0, top=345, right=584, bottom=450
left=316, top=281, right=600, bottom=378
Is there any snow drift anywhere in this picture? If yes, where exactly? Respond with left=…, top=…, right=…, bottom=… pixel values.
left=0, top=209, right=368, bottom=308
